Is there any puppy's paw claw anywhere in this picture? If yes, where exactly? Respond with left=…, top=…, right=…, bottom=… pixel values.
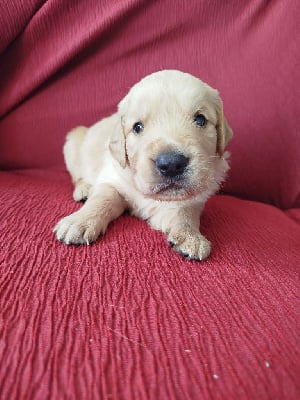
left=180, top=251, right=190, bottom=259
left=54, top=213, right=101, bottom=245
left=168, top=233, right=211, bottom=261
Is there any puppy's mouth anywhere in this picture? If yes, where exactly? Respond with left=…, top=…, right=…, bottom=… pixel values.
left=152, top=177, right=184, bottom=193
left=149, top=176, right=196, bottom=201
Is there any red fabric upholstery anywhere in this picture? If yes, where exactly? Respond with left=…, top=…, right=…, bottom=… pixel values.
left=0, top=1, right=299, bottom=399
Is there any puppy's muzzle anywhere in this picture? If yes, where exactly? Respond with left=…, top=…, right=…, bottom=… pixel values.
left=155, top=151, right=189, bottom=178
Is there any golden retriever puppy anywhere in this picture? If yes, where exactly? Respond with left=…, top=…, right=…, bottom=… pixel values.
left=54, top=70, right=232, bottom=260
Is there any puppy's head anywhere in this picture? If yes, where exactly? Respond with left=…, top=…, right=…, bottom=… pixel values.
left=110, top=70, right=233, bottom=201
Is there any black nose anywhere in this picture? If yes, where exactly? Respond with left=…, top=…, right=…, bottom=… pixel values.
left=155, top=152, right=189, bottom=177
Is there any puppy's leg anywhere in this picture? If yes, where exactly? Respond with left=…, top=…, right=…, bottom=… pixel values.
left=64, top=126, right=92, bottom=202
left=54, top=184, right=127, bottom=245
left=149, top=204, right=211, bottom=261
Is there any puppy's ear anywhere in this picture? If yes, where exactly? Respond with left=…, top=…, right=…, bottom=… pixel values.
left=109, top=116, right=127, bottom=168
left=215, top=99, right=233, bottom=156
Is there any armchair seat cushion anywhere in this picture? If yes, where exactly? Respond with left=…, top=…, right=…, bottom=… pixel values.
left=1, top=169, right=299, bottom=399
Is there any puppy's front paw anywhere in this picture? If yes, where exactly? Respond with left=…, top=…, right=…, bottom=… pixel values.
left=53, top=212, right=102, bottom=245
left=168, top=232, right=211, bottom=261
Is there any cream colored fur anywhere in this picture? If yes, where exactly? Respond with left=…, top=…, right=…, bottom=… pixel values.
left=54, top=70, right=233, bottom=260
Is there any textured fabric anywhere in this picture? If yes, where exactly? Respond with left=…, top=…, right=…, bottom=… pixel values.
left=0, top=0, right=299, bottom=208
left=0, top=0, right=45, bottom=53
left=0, top=170, right=299, bottom=399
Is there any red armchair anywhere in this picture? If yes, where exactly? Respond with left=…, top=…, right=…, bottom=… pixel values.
left=1, top=1, right=299, bottom=399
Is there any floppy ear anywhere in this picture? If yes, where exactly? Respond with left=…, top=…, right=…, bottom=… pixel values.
left=216, top=101, right=233, bottom=156
left=109, top=116, right=127, bottom=168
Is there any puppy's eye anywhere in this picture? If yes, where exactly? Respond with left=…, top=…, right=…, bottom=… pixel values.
left=133, top=122, right=144, bottom=134
left=194, top=114, right=207, bottom=127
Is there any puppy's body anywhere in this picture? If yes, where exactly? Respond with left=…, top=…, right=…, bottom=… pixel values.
left=54, top=70, right=232, bottom=260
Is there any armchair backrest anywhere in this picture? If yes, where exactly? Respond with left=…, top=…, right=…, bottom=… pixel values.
left=0, top=0, right=299, bottom=209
